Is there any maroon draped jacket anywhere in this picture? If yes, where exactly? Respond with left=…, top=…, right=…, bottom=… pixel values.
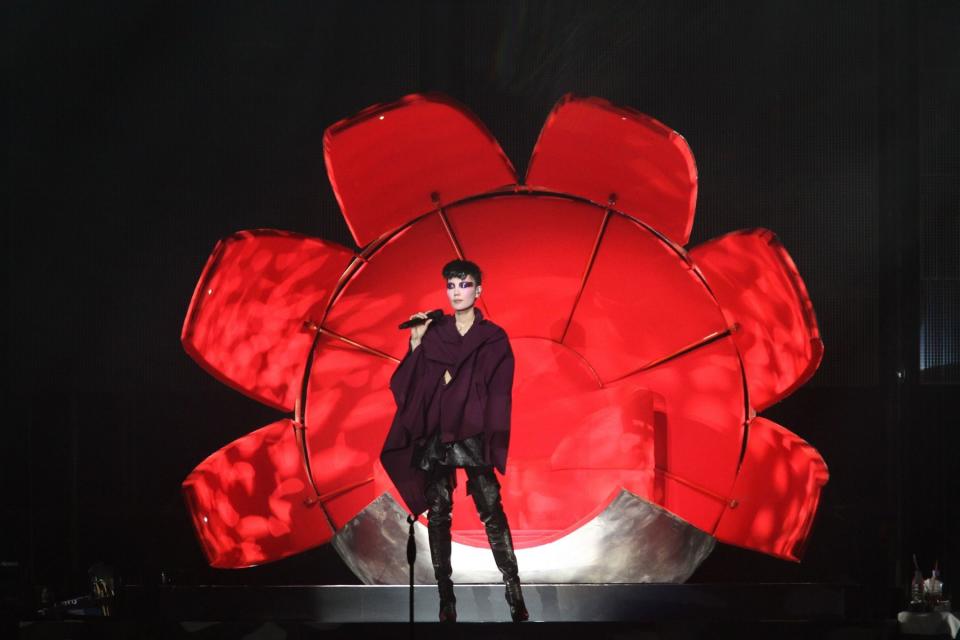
left=380, top=307, right=515, bottom=516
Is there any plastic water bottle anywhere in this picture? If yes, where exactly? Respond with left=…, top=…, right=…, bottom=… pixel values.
left=910, top=554, right=927, bottom=611
left=924, top=561, right=944, bottom=608
left=912, top=569, right=925, bottom=604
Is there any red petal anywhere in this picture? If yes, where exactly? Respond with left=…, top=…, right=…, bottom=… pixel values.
left=323, top=212, right=459, bottom=359
left=446, top=195, right=605, bottom=340
left=181, top=419, right=335, bottom=569
left=611, top=337, right=746, bottom=533
left=324, top=93, right=517, bottom=248
left=564, top=214, right=728, bottom=383
left=181, top=230, right=353, bottom=411
left=713, top=417, right=829, bottom=561
left=303, top=335, right=397, bottom=530
left=526, top=94, right=697, bottom=246
left=689, top=228, right=823, bottom=412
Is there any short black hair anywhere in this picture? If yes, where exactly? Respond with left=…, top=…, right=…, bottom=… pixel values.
left=442, top=259, right=482, bottom=285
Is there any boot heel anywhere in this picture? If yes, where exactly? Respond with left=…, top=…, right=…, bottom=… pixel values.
left=505, top=579, right=529, bottom=622
left=438, top=579, right=457, bottom=623
left=439, top=600, right=457, bottom=623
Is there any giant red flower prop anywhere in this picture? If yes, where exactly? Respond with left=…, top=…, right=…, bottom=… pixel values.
left=180, top=93, right=827, bottom=583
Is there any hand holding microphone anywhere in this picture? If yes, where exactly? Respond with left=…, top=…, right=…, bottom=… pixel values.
left=399, top=309, right=443, bottom=347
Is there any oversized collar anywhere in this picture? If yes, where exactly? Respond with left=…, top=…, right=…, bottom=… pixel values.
left=426, top=306, right=502, bottom=369
left=437, top=306, right=489, bottom=343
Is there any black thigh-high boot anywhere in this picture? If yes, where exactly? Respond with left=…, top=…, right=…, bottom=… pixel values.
left=466, top=466, right=529, bottom=622
left=425, top=465, right=456, bottom=622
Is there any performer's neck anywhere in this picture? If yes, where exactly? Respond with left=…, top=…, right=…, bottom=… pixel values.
left=454, top=307, right=476, bottom=325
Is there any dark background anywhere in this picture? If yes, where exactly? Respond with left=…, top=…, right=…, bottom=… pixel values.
left=4, top=0, right=958, bottom=603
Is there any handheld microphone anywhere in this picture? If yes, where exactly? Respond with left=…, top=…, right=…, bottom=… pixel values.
left=398, top=309, right=444, bottom=330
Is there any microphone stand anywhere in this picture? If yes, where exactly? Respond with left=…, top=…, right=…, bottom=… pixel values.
left=406, top=513, right=417, bottom=633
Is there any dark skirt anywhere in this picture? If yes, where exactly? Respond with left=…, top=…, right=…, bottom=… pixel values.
left=411, top=431, right=487, bottom=473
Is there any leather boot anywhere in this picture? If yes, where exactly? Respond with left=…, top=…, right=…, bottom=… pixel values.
left=436, top=576, right=456, bottom=623
left=425, top=466, right=456, bottom=622
left=467, top=467, right=529, bottom=622
left=505, top=577, right=529, bottom=622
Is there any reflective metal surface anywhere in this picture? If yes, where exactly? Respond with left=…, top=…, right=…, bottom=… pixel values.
left=333, top=489, right=715, bottom=584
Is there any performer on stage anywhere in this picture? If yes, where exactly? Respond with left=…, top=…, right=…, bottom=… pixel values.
left=380, top=259, right=529, bottom=623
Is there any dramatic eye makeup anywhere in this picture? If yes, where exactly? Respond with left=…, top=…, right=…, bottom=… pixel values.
left=447, top=281, right=476, bottom=289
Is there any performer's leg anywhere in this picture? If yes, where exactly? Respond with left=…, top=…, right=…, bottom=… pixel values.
left=466, top=466, right=529, bottom=622
left=424, top=464, right=456, bottom=622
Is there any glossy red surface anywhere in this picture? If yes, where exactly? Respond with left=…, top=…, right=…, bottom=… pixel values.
left=323, top=213, right=461, bottom=360
left=713, top=417, right=829, bottom=561
left=182, top=230, right=354, bottom=411
left=563, top=214, right=728, bottom=383
left=526, top=94, right=698, bottom=247
left=324, top=93, right=517, bottom=248
left=182, top=419, right=335, bottom=568
left=446, top=195, right=602, bottom=341
left=303, top=334, right=396, bottom=530
left=612, top=336, right=746, bottom=533
left=181, top=93, right=828, bottom=570
left=689, top=228, right=823, bottom=412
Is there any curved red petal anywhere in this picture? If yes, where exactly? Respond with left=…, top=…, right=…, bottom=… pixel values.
left=322, top=212, right=459, bottom=359
left=303, top=335, right=396, bottom=530
left=564, top=214, right=728, bottom=384
left=181, top=419, right=335, bottom=569
left=526, top=94, right=698, bottom=246
left=689, top=228, right=823, bottom=412
left=445, top=195, right=605, bottom=340
left=713, top=416, right=829, bottom=561
left=324, top=93, right=517, bottom=248
left=610, top=336, right=746, bottom=533
left=182, top=230, right=354, bottom=411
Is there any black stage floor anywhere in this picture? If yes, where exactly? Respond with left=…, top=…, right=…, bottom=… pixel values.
left=16, top=583, right=911, bottom=639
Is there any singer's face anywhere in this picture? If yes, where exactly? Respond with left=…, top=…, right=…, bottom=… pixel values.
left=446, top=276, right=481, bottom=312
